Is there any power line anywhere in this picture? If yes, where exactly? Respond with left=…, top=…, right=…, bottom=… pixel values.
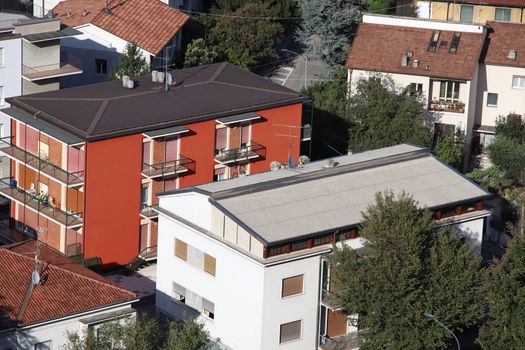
left=180, top=9, right=303, bottom=20
left=312, top=133, right=344, bottom=156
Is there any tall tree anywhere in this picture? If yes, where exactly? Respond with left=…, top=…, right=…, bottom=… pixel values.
left=478, top=236, right=525, bottom=349
left=297, top=0, right=365, bottom=67
left=346, top=77, right=432, bottom=152
left=433, top=127, right=465, bottom=170
left=110, top=43, right=149, bottom=79
left=331, top=191, right=484, bottom=350
left=184, top=38, right=220, bottom=68
left=163, top=320, right=216, bottom=350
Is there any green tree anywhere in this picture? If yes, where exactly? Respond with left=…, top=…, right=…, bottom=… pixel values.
left=346, top=77, right=432, bottom=153
left=110, top=43, right=149, bottom=79
left=478, top=236, right=525, bottom=349
left=367, top=0, right=396, bottom=14
left=433, top=127, right=464, bottom=170
left=64, top=316, right=216, bottom=350
left=296, top=0, right=365, bottom=67
left=330, top=191, right=484, bottom=350
left=184, top=38, right=220, bottom=68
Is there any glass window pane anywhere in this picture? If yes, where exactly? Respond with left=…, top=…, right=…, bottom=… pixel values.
left=215, top=128, right=227, bottom=150
left=460, top=5, right=474, bottom=22
left=487, top=93, right=498, bottom=106
left=280, top=320, right=302, bottom=343
left=439, top=82, right=446, bottom=99
left=496, top=8, right=510, bottom=21
left=446, top=82, right=453, bottom=99
left=453, top=82, right=460, bottom=100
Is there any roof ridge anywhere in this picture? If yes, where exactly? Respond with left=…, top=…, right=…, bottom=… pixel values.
left=213, top=81, right=298, bottom=97
left=87, top=99, right=109, bottom=134
left=2, top=246, right=135, bottom=297
left=209, top=62, right=228, bottom=82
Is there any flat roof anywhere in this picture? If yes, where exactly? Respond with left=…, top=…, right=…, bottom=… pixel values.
left=7, top=62, right=308, bottom=142
left=23, top=26, right=82, bottom=43
left=161, top=145, right=490, bottom=245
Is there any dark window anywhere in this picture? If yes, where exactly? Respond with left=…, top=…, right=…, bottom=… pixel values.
left=291, top=241, right=308, bottom=251
left=95, top=59, right=107, bottom=75
left=495, top=8, right=511, bottom=21
left=487, top=93, right=498, bottom=106
left=439, top=40, right=448, bottom=48
left=428, top=31, right=440, bottom=52
left=449, top=33, right=461, bottom=54
left=313, top=235, right=329, bottom=246
left=269, top=245, right=286, bottom=256
left=408, top=83, right=423, bottom=96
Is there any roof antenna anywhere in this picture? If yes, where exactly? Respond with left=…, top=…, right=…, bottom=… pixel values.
left=103, top=0, right=112, bottom=14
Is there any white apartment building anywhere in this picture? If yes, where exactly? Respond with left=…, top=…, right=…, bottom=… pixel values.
left=155, top=144, right=491, bottom=350
left=347, top=14, right=525, bottom=156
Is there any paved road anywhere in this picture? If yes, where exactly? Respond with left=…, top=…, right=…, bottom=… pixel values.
left=267, top=53, right=330, bottom=93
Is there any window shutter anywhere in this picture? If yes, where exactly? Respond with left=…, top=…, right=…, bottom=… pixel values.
left=280, top=320, right=302, bottom=343
left=204, top=253, right=216, bottom=276
left=282, top=274, right=304, bottom=297
left=174, top=239, right=187, bottom=260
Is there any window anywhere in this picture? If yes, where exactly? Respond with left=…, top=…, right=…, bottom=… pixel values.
left=408, top=83, right=423, bottom=96
left=215, top=127, right=227, bottom=154
left=174, top=239, right=187, bottom=260
left=38, top=140, right=49, bottom=160
left=0, top=48, right=4, bottom=67
left=269, top=245, right=286, bottom=256
left=282, top=275, right=304, bottom=297
left=202, top=298, right=215, bottom=319
left=449, top=33, right=461, bottom=54
left=279, top=320, right=302, bottom=343
left=460, top=5, right=474, bottom=22
left=0, top=86, right=4, bottom=105
left=204, top=253, right=216, bottom=276
left=428, top=31, right=440, bottom=52
left=214, top=167, right=226, bottom=182
left=495, top=7, right=511, bottom=21
left=291, top=240, right=308, bottom=251
left=313, top=235, right=329, bottom=246
left=34, top=341, right=51, bottom=350
left=512, top=76, right=525, bottom=89
left=439, top=81, right=461, bottom=102
left=487, top=93, right=498, bottom=107
left=171, top=282, right=186, bottom=303
left=95, top=58, right=107, bottom=75
left=140, top=183, right=149, bottom=209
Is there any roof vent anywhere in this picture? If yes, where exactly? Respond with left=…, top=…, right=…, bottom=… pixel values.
left=401, top=53, right=408, bottom=66
left=103, top=0, right=111, bottom=14
left=323, top=159, right=337, bottom=168
left=425, top=64, right=430, bottom=70
left=412, top=59, right=419, bottom=68
left=298, top=155, right=310, bottom=165
left=406, top=51, right=413, bottom=58
left=157, top=71, right=165, bottom=83
left=508, top=50, right=517, bottom=60
left=66, top=10, right=72, bottom=17
left=82, top=9, right=88, bottom=16
left=152, top=70, right=159, bottom=82
left=126, top=80, right=135, bottom=89
left=122, top=75, right=130, bottom=87
left=270, top=161, right=281, bottom=171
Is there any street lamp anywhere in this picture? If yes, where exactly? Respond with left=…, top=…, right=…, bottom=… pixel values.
left=423, top=312, right=460, bottom=350
left=281, top=49, right=308, bottom=90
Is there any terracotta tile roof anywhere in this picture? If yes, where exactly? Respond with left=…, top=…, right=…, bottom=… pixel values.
left=0, top=241, right=136, bottom=327
left=54, top=0, right=189, bottom=55
left=346, top=22, right=486, bottom=81
left=433, top=0, right=525, bottom=7
left=482, top=21, right=525, bottom=68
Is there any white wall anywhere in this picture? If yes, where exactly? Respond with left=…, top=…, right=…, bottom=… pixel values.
left=477, top=64, right=525, bottom=128
left=0, top=304, right=133, bottom=350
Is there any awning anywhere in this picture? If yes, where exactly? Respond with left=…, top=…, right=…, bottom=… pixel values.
left=23, top=27, right=82, bottom=43
left=216, top=112, right=261, bottom=125
left=143, top=125, right=189, bottom=139
left=474, top=125, right=496, bottom=134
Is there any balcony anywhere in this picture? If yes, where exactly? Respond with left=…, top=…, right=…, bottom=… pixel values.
left=0, top=178, right=82, bottom=228
left=321, top=289, right=338, bottom=309
left=0, top=137, right=84, bottom=187
left=141, top=156, right=195, bottom=179
left=319, top=334, right=362, bottom=350
left=22, top=54, right=82, bottom=81
left=429, top=100, right=465, bottom=114
left=214, top=142, right=266, bottom=165
left=140, top=205, right=158, bottom=220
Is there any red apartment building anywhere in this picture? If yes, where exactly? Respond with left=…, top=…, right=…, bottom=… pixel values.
left=0, top=62, right=309, bottom=266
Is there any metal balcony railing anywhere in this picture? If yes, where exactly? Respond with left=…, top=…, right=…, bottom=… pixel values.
left=429, top=100, right=465, bottom=114
left=0, top=137, right=84, bottom=187
left=22, top=53, right=82, bottom=81
left=140, top=204, right=158, bottom=219
left=214, top=141, right=266, bottom=165
left=0, top=177, right=83, bottom=228
left=141, top=156, right=195, bottom=179
left=319, top=334, right=362, bottom=350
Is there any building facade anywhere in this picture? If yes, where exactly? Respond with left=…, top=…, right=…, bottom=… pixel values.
left=0, top=62, right=309, bottom=266
left=155, top=144, right=491, bottom=350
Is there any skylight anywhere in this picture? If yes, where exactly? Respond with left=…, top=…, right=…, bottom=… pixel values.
left=428, top=31, right=440, bottom=52
left=450, top=33, right=461, bottom=54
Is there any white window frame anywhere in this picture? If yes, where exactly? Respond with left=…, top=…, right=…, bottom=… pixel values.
left=512, top=76, right=525, bottom=90
left=495, top=7, right=511, bottom=22
left=460, top=5, right=474, bottom=22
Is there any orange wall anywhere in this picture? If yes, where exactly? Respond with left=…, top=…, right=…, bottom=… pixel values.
left=177, top=119, right=216, bottom=188
left=250, top=103, right=302, bottom=174
left=83, top=134, right=143, bottom=266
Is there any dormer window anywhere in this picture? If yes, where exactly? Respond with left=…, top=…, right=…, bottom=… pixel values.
left=428, top=31, right=440, bottom=52
left=450, top=33, right=461, bottom=54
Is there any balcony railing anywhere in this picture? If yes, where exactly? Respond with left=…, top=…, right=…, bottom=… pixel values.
left=0, top=178, right=83, bottom=228
left=0, top=137, right=84, bottom=187
left=22, top=54, right=83, bottom=81
left=140, top=204, right=158, bottom=219
left=319, top=334, right=362, bottom=350
left=141, top=156, right=195, bottom=179
left=429, top=100, right=465, bottom=114
left=214, top=142, right=266, bottom=165
left=321, top=289, right=337, bottom=309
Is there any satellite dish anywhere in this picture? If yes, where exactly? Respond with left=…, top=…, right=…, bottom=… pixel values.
left=166, top=73, right=173, bottom=85
left=31, top=270, right=40, bottom=285
left=299, top=155, right=310, bottom=165
left=270, top=161, right=281, bottom=171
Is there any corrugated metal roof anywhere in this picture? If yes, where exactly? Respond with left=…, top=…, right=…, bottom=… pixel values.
left=191, top=145, right=489, bottom=244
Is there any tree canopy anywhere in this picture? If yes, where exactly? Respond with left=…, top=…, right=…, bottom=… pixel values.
left=296, top=0, right=365, bottom=67
left=489, top=115, right=525, bottom=184
left=110, top=43, right=149, bottom=79
left=64, top=315, right=217, bottom=350
left=184, top=38, right=219, bottom=68
left=346, top=77, right=432, bottom=153
left=433, top=127, right=465, bottom=170
left=478, top=236, right=525, bottom=349
left=330, top=191, right=484, bottom=350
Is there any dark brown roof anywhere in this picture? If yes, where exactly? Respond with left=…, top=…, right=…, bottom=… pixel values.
left=433, top=0, right=525, bottom=7
left=6, top=62, right=307, bottom=142
left=482, top=21, right=525, bottom=68
left=346, top=22, right=486, bottom=81
left=54, top=0, right=189, bottom=55
left=0, top=241, right=136, bottom=327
